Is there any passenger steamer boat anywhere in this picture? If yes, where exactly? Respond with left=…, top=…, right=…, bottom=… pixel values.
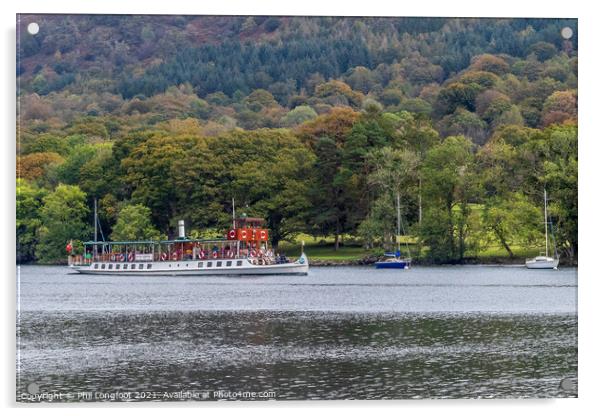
left=68, top=216, right=309, bottom=276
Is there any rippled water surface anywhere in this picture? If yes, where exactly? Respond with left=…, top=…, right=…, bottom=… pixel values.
left=16, top=265, right=577, bottom=401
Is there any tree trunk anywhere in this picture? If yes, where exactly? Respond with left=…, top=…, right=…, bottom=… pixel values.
left=494, top=228, right=514, bottom=257
left=334, top=233, right=340, bottom=251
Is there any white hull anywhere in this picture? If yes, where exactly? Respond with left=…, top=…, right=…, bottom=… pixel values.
left=70, top=254, right=309, bottom=276
left=525, top=257, right=559, bottom=269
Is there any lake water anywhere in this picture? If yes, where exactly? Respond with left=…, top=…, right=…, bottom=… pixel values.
left=16, top=265, right=578, bottom=401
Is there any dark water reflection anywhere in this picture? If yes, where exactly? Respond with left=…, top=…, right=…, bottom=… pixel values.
left=16, top=266, right=577, bottom=401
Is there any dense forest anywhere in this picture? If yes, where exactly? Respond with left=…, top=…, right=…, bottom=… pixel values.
left=16, top=15, right=578, bottom=264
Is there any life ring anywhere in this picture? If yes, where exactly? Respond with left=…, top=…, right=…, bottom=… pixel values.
left=241, top=230, right=247, bottom=239
left=228, top=250, right=235, bottom=258
left=250, top=249, right=257, bottom=257
left=252, top=230, right=257, bottom=239
left=228, top=229, right=236, bottom=239
left=200, top=250, right=206, bottom=259
left=260, top=230, right=267, bottom=240
left=161, top=252, right=167, bottom=261
left=212, top=251, right=218, bottom=259
left=128, top=253, right=134, bottom=262
left=118, top=253, right=125, bottom=262
left=110, top=254, right=116, bottom=261
left=172, top=252, right=178, bottom=261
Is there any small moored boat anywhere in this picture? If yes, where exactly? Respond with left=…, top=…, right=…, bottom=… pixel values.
left=375, top=251, right=410, bottom=269
left=525, top=188, right=559, bottom=270
left=374, top=192, right=412, bottom=270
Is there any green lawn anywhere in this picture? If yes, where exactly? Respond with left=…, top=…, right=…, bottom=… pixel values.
left=278, top=233, right=542, bottom=263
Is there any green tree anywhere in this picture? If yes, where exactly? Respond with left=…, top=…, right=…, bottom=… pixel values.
left=120, top=132, right=216, bottom=234
left=16, top=179, right=47, bottom=262
left=306, top=136, right=348, bottom=247
left=37, top=184, right=89, bottom=263
left=538, top=126, right=578, bottom=260
left=362, top=147, right=419, bottom=248
left=110, top=204, right=162, bottom=241
left=420, top=136, right=477, bottom=262
left=481, top=194, right=541, bottom=257
left=209, top=129, right=316, bottom=247
left=280, top=105, right=318, bottom=127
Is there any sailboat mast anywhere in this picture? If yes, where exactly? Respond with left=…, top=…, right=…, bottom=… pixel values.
left=396, top=192, right=401, bottom=253
left=93, top=198, right=98, bottom=256
left=232, top=197, right=236, bottom=229
left=544, top=188, right=548, bottom=258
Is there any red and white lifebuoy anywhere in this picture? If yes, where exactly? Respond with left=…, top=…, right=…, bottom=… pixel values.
left=250, top=249, right=257, bottom=258
left=241, top=230, right=247, bottom=239
left=228, top=229, right=236, bottom=239
left=161, top=252, right=167, bottom=261
left=260, top=230, right=267, bottom=240
left=172, top=252, right=178, bottom=261
left=228, top=250, right=235, bottom=258
left=118, top=253, right=125, bottom=262
left=128, top=253, right=134, bottom=262
left=200, top=250, right=206, bottom=259
left=252, top=230, right=257, bottom=239
left=212, top=251, right=218, bottom=259
left=110, top=254, right=116, bottom=261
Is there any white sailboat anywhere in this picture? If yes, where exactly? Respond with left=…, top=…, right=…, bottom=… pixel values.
left=526, top=188, right=559, bottom=269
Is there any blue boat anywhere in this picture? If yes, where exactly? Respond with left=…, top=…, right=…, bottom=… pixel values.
left=374, top=192, right=412, bottom=270
left=375, top=251, right=411, bottom=269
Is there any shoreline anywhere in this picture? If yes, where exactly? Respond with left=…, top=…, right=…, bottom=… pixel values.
left=20, top=257, right=577, bottom=267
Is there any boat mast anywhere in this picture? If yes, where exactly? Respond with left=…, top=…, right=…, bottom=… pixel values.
left=233, top=198, right=239, bottom=258
left=232, top=197, right=236, bottom=230
left=93, top=197, right=98, bottom=257
left=544, top=188, right=549, bottom=258
left=396, top=191, right=401, bottom=254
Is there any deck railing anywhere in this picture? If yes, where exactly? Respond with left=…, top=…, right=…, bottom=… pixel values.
left=69, top=248, right=280, bottom=265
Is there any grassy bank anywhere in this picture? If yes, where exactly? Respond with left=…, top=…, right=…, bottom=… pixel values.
left=279, top=234, right=547, bottom=265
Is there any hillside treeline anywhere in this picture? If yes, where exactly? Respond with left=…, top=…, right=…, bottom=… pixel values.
left=16, top=16, right=577, bottom=263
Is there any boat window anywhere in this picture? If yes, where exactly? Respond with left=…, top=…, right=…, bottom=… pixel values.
left=116, top=264, right=120, bottom=270
left=138, top=264, right=143, bottom=270
left=226, top=261, right=232, bottom=267
left=123, top=264, right=128, bottom=270
left=236, top=260, right=242, bottom=266
left=207, top=261, right=212, bottom=268
left=147, top=264, right=152, bottom=269
left=101, top=264, right=105, bottom=269
left=108, top=264, right=113, bottom=269
left=198, top=262, right=203, bottom=268
left=216, top=261, right=222, bottom=267
left=94, top=264, right=98, bottom=269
